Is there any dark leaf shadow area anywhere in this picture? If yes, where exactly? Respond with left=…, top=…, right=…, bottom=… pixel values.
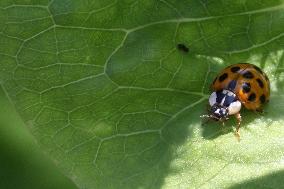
left=229, top=170, right=284, bottom=189
left=0, top=88, right=77, bottom=189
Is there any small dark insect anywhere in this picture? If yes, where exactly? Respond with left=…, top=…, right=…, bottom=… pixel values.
left=177, top=43, right=189, bottom=53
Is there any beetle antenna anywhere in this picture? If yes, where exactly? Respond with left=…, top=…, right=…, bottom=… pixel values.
left=200, top=114, right=210, bottom=118
left=200, top=114, right=210, bottom=125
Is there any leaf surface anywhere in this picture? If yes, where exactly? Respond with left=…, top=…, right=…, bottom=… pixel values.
left=1, top=0, right=284, bottom=188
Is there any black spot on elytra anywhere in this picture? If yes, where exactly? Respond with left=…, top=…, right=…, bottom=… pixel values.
left=256, top=78, right=264, bottom=88
left=248, top=93, right=256, bottom=102
left=230, top=66, right=240, bottom=73
left=253, top=65, right=263, bottom=74
left=260, top=94, right=266, bottom=104
left=242, top=82, right=251, bottom=93
left=177, top=44, right=189, bottom=53
left=219, top=73, right=228, bottom=82
left=243, top=71, right=254, bottom=79
left=228, top=80, right=237, bottom=90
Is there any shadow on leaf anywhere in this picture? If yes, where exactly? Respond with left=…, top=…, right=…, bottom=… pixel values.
left=229, top=170, right=284, bottom=189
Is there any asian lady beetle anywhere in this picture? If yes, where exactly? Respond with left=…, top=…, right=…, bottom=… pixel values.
left=201, top=63, right=270, bottom=137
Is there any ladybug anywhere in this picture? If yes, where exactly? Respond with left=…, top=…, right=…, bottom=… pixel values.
left=201, top=63, right=270, bottom=137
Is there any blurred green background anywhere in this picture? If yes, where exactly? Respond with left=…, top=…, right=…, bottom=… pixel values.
left=0, top=87, right=77, bottom=189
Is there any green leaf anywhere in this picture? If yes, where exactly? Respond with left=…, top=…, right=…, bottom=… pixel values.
left=1, top=0, right=284, bottom=188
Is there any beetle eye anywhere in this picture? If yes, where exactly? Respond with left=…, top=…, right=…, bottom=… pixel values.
left=211, top=105, right=218, bottom=112
left=221, top=108, right=228, bottom=117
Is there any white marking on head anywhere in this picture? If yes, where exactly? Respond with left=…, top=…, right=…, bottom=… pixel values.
left=223, top=89, right=235, bottom=96
left=214, top=109, right=220, bottom=114
left=220, top=96, right=226, bottom=106
left=228, top=100, right=242, bottom=115
left=209, top=92, right=217, bottom=106
left=227, top=91, right=234, bottom=96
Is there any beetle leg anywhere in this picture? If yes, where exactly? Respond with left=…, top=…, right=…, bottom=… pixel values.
left=256, top=108, right=263, bottom=113
left=219, top=121, right=227, bottom=133
left=201, top=116, right=210, bottom=125
left=235, top=112, right=242, bottom=140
